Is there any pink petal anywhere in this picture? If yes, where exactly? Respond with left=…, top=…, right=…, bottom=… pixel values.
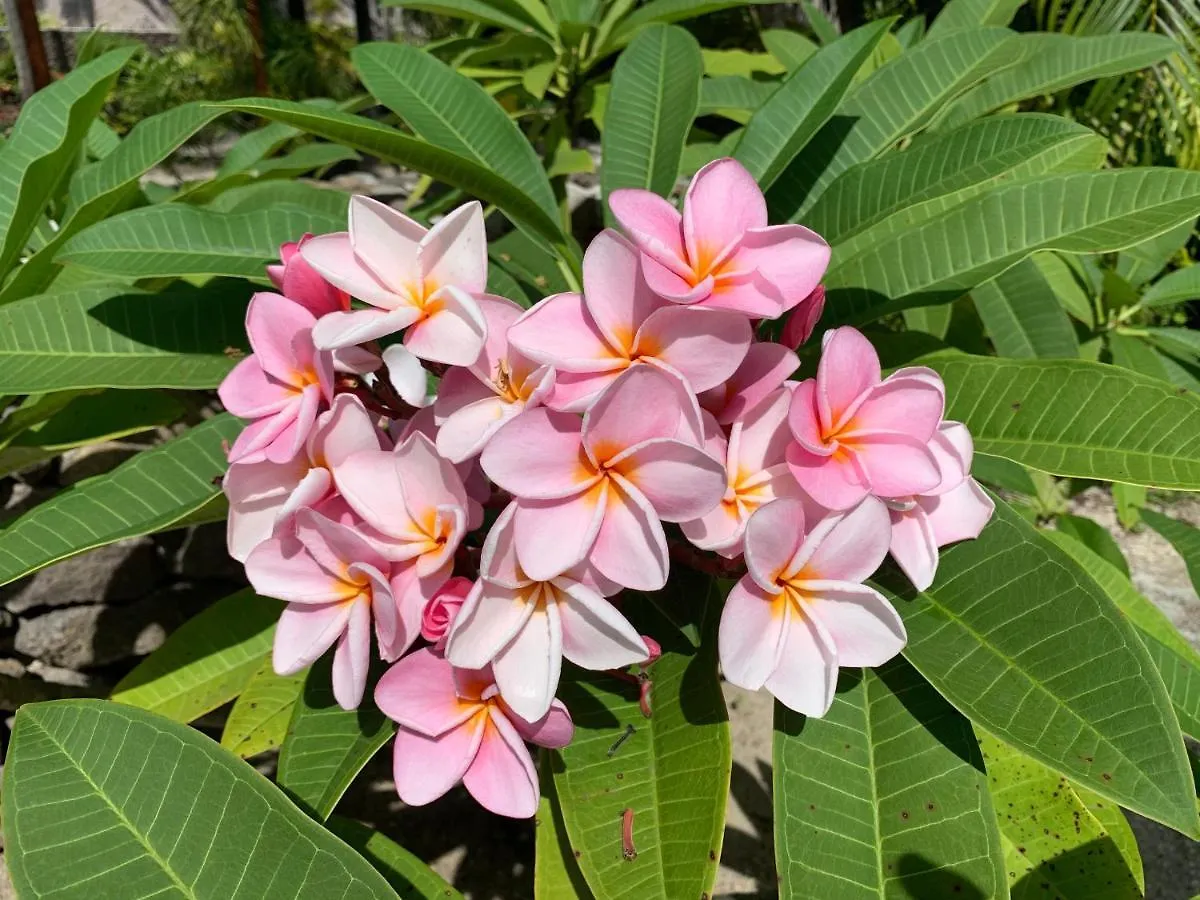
left=273, top=466, right=336, bottom=534
left=510, top=698, right=574, bottom=749
left=889, top=505, right=939, bottom=591
left=224, top=457, right=307, bottom=562
left=635, top=307, right=751, bottom=394
left=300, top=231, right=403, bottom=310
left=349, top=195, right=425, bottom=288
left=245, top=292, right=320, bottom=385
left=403, top=285, right=487, bottom=366
left=780, top=285, right=825, bottom=349
left=557, top=581, right=647, bottom=670
left=470, top=294, right=526, bottom=382
left=446, top=580, right=534, bottom=671
left=479, top=502, right=524, bottom=588
left=764, top=607, right=838, bottom=716
left=845, top=373, right=945, bottom=443
left=245, top=534, right=348, bottom=605
left=680, top=499, right=745, bottom=553
left=494, top=602, right=562, bottom=722
left=786, top=379, right=828, bottom=455
left=294, top=507, right=389, bottom=575
left=463, top=710, right=539, bottom=818
left=732, top=386, right=793, bottom=471
left=482, top=408, right=593, bottom=500
left=375, top=647, right=480, bottom=735
left=417, top=201, right=487, bottom=294
left=394, top=431, right=470, bottom=519
left=851, top=434, right=943, bottom=499
left=589, top=478, right=669, bottom=590
left=386, top=562, right=446, bottom=658
left=311, top=393, right=384, bottom=469
left=711, top=342, right=799, bottom=425
left=273, top=600, right=351, bottom=674
left=582, top=229, right=663, bottom=351
left=817, top=327, right=881, bottom=432
left=312, top=307, right=420, bottom=350
left=226, top=408, right=294, bottom=465
left=785, top=442, right=868, bottom=511
left=281, top=234, right=349, bottom=318
left=392, top=718, right=484, bottom=807
left=357, top=562, right=398, bottom=653
left=507, top=292, right=623, bottom=373
left=334, top=449, right=413, bottom=540
left=641, top=254, right=713, bottom=304
left=742, top=498, right=806, bottom=592
left=925, top=421, right=973, bottom=497
left=793, top=497, right=891, bottom=584
left=583, top=365, right=689, bottom=463
left=437, top=393, right=514, bottom=463
left=546, top=368, right=622, bottom=412
left=683, top=158, right=767, bottom=267
left=381, top=344, right=429, bottom=408
left=806, top=583, right=906, bottom=667
left=610, top=438, right=726, bottom=522
left=718, top=576, right=785, bottom=691
left=514, top=485, right=608, bottom=582
left=331, top=599, right=372, bottom=710
left=735, top=224, right=830, bottom=310
left=262, top=383, right=323, bottom=464
left=922, top=477, right=994, bottom=547
left=608, top=189, right=688, bottom=275
left=218, top=355, right=292, bottom=420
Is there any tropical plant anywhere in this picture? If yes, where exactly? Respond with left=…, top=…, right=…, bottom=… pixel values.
left=2, top=3, right=1200, bottom=898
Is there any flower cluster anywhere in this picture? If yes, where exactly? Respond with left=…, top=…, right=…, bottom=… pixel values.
left=218, top=158, right=994, bottom=818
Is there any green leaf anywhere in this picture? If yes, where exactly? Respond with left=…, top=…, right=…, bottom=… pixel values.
left=1140, top=266, right=1200, bottom=309
left=824, top=169, right=1200, bottom=324
left=1113, top=482, right=1146, bottom=529
left=894, top=17, right=925, bottom=48
left=697, top=76, right=777, bottom=121
left=924, top=354, right=1200, bottom=489
left=808, top=115, right=1106, bottom=256
left=734, top=21, right=892, bottom=190
left=353, top=43, right=558, bottom=224
left=278, top=655, right=395, bottom=821
left=1055, top=514, right=1129, bottom=576
left=927, top=0, right=1023, bottom=36
left=0, top=49, right=134, bottom=283
left=205, top=180, right=352, bottom=219
left=972, top=453, right=1038, bottom=496
left=601, top=25, right=702, bottom=213
left=700, top=48, right=784, bottom=77
left=607, top=0, right=776, bottom=49
left=2, top=700, right=399, bottom=899
left=221, top=659, right=307, bottom=759
left=1116, top=217, right=1194, bottom=287
left=86, top=119, right=122, bottom=160
left=58, top=205, right=343, bottom=279
left=972, top=255, right=1082, bottom=359
left=980, top=732, right=1144, bottom=899
left=801, top=0, right=839, bottom=43
left=873, top=497, right=1199, bottom=836
left=1037, top=250, right=1097, bottom=327
left=327, top=817, right=464, bottom=900
left=1109, top=332, right=1170, bottom=383
left=941, top=33, right=1179, bottom=128
left=0, top=414, right=240, bottom=587
left=1140, top=508, right=1200, bottom=600
left=1146, top=328, right=1200, bottom=362
left=902, top=304, right=952, bottom=338
left=765, top=27, right=1021, bottom=222
left=553, top=572, right=730, bottom=900
left=111, top=590, right=281, bottom=723
left=536, top=753, right=593, bottom=899
left=761, top=28, right=818, bottom=71
left=208, top=99, right=576, bottom=262
left=176, top=142, right=361, bottom=205
left=773, top=660, right=1006, bottom=899
left=382, top=0, right=555, bottom=37
left=0, top=282, right=250, bottom=393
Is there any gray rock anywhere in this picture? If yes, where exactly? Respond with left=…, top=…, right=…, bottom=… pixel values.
left=57, top=442, right=142, bottom=486
left=2, top=538, right=165, bottom=615
left=173, top=522, right=245, bottom=582
left=0, top=669, right=97, bottom=711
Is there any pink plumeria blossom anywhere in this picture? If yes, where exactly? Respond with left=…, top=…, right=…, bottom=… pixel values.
left=434, top=294, right=556, bottom=462
left=421, top=576, right=471, bottom=648
left=446, top=503, right=647, bottom=721
left=224, top=394, right=384, bottom=562
left=720, top=497, right=905, bottom=716
left=335, top=432, right=470, bottom=656
left=682, top=388, right=809, bottom=558
left=786, top=327, right=946, bottom=510
left=780, top=285, right=826, bottom=350
left=481, top=365, right=725, bottom=590
left=395, top=406, right=488, bottom=531
left=245, top=508, right=397, bottom=710
left=609, top=158, right=830, bottom=318
left=300, top=197, right=487, bottom=364
left=507, top=229, right=751, bottom=411
left=887, top=422, right=995, bottom=590
left=375, top=648, right=573, bottom=818
left=698, top=341, right=799, bottom=426
left=219, top=292, right=334, bottom=465
left=267, top=233, right=351, bottom=318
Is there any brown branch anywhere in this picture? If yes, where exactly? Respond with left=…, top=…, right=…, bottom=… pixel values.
left=667, top=540, right=747, bottom=580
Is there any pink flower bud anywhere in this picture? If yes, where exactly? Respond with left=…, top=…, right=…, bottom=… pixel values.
left=421, top=576, right=472, bottom=646
left=780, top=285, right=825, bottom=350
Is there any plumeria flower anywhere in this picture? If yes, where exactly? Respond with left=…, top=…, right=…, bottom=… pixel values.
left=434, top=294, right=556, bottom=462
left=683, top=388, right=809, bottom=558
left=267, top=233, right=350, bottom=318
left=482, top=365, right=725, bottom=590
left=446, top=503, right=648, bottom=722
left=219, top=292, right=334, bottom=465
left=780, top=285, right=826, bottom=351
left=300, top=196, right=487, bottom=364
left=887, top=422, right=995, bottom=590
left=245, top=508, right=397, bottom=710
left=375, top=648, right=573, bottom=819
left=335, top=432, right=471, bottom=656
left=395, top=406, right=487, bottom=531
left=421, top=576, right=472, bottom=649
left=609, top=158, right=830, bottom=318
left=720, top=497, right=906, bottom=716
left=698, top=341, right=799, bottom=426
left=224, top=394, right=384, bottom=562
left=786, top=327, right=946, bottom=510
left=507, top=229, right=751, bottom=411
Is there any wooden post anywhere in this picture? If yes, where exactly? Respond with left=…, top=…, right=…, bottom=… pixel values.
left=3, top=0, right=50, bottom=99
left=244, top=0, right=269, bottom=95
left=354, top=0, right=374, bottom=44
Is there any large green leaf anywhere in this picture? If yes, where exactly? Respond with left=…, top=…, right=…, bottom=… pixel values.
left=1055, top=514, right=1129, bottom=576
left=381, top=0, right=555, bottom=38
left=696, top=76, right=777, bottom=121
left=971, top=255, right=1082, bottom=359
left=175, top=142, right=361, bottom=205
left=808, top=114, right=1106, bottom=257
left=207, top=180, right=352, bottom=218
left=207, top=99, right=576, bottom=265
left=536, top=754, right=593, bottom=899
left=0, top=414, right=240, bottom=587
left=1140, top=508, right=1200, bottom=599
left=824, top=169, right=1200, bottom=323
left=354, top=42, right=558, bottom=224
left=873, top=497, right=1199, bottom=836
left=553, top=572, right=730, bottom=900
left=1140, top=265, right=1200, bottom=309
left=0, top=281, right=250, bottom=393
left=0, top=49, right=134, bottom=283
left=58, top=205, right=343, bottom=279
left=1116, top=217, right=1195, bottom=287
left=941, top=33, right=1178, bottom=128
left=221, top=659, right=307, bottom=759
left=734, top=21, right=892, bottom=190
left=773, top=660, right=1006, bottom=899
left=111, top=590, right=281, bottom=723
left=277, top=655, right=395, bottom=821
left=927, top=0, right=1023, bottom=36
left=924, top=354, right=1200, bottom=489
left=328, top=817, right=464, bottom=900
left=980, top=732, right=1144, bottom=899
left=601, top=25, right=703, bottom=211
left=605, top=0, right=776, bottom=51
left=761, top=29, right=819, bottom=71
left=765, top=27, right=1021, bottom=222
left=2, top=700, right=399, bottom=899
